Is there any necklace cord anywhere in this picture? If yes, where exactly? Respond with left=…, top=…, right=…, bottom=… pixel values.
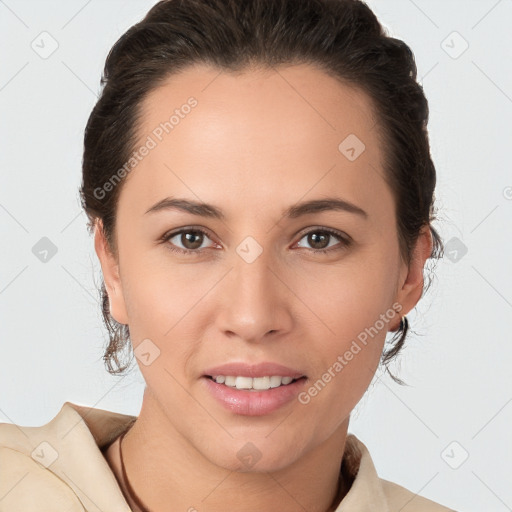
left=119, top=429, right=151, bottom=512
left=118, top=429, right=347, bottom=512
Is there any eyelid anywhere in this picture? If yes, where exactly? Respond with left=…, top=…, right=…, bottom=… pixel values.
left=294, top=225, right=350, bottom=241
left=159, top=226, right=220, bottom=251
left=292, top=226, right=351, bottom=252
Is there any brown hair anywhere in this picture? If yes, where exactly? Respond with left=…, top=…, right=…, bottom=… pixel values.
left=79, top=0, right=443, bottom=384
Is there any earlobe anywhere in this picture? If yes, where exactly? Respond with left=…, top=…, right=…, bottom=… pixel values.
left=93, top=219, right=129, bottom=325
left=393, top=226, right=433, bottom=325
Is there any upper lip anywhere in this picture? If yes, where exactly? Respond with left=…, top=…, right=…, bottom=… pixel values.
left=203, top=362, right=306, bottom=379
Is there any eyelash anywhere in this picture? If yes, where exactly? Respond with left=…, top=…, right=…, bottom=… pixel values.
left=159, top=227, right=352, bottom=256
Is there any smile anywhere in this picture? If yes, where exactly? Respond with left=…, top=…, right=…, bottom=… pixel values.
left=202, top=375, right=308, bottom=416
left=208, top=375, right=303, bottom=390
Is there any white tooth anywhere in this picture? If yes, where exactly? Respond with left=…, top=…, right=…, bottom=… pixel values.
left=235, top=376, right=253, bottom=389
left=216, top=375, right=296, bottom=389
left=269, top=376, right=282, bottom=388
left=224, top=376, right=236, bottom=387
left=252, top=376, right=271, bottom=390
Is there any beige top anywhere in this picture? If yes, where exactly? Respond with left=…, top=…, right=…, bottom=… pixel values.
left=0, top=401, right=457, bottom=511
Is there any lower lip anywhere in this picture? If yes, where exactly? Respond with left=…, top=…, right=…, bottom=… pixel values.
left=202, top=376, right=307, bottom=416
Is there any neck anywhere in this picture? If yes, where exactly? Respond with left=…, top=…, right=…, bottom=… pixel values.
left=116, top=392, right=350, bottom=512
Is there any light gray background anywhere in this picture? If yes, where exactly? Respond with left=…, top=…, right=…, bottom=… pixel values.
left=1, top=1, right=511, bottom=511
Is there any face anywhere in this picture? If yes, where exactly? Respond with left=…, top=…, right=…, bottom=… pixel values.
left=96, top=63, right=430, bottom=472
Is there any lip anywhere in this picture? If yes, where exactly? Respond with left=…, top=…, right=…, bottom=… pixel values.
left=201, top=375, right=307, bottom=416
left=203, top=362, right=305, bottom=379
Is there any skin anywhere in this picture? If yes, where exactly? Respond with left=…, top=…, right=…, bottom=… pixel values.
left=95, top=63, right=433, bottom=512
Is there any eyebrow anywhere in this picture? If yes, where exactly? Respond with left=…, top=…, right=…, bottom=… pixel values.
left=144, top=196, right=368, bottom=219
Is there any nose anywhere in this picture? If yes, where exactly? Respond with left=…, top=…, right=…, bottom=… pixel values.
left=215, top=244, right=293, bottom=344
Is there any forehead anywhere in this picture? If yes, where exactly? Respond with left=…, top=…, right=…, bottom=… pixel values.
left=118, top=62, right=392, bottom=222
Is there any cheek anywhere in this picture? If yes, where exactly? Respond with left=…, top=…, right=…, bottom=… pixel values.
left=119, top=242, right=190, bottom=325
left=296, top=294, right=390, bottom=436
left=118, top=250, right=208, bottom=369
left=293, top=256, right=398, bottom=415
left=294, top=252, right=398, bottom=340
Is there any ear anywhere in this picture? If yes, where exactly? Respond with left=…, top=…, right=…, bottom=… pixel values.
left=391, top=226, right=433, bottom=330
left=94, top=219, right=129, bottom=325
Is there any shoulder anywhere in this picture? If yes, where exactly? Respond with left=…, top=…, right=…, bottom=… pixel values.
left=380, top=478, right=458, bottom=512
left=0, top=405, right=87, bottom=511
left=338, top=434, right=458, bottom=512
left=0, top=401, right=135, bottom=512
left=0, top=445, right=86, bottom=511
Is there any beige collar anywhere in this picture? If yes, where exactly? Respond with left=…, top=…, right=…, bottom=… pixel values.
left=0, top=401, right=390, bottom=511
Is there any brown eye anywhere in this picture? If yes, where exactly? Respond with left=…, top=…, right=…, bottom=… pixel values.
left=178, top=231, right=204, bottom=250
left=162, top=228, right=216, bottom=255
left=306, top=232, right=330, bottom=250
left=295, top=228, right=351, bottom=254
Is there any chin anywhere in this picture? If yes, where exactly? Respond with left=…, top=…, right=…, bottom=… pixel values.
left=201, top=437, right=305, bottom=474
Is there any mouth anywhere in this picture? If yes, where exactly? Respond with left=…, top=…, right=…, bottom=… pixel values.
left=204, top=374, right=307, bottom=391
left=201, top=373, right=308, bottom=415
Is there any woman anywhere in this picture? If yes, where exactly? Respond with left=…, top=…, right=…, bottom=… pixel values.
left=0, top=0, right=457, bottom=510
